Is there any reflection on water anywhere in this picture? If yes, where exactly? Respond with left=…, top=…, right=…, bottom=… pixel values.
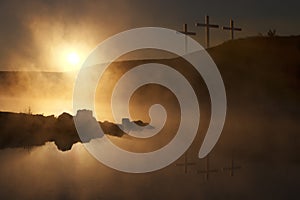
left=0, top=140, right=299, bottom=199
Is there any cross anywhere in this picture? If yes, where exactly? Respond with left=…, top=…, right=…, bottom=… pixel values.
left=222, top=19, right=242, bottom=40
left=222, top=159, right=241, bottom=176
left=179, top=23, right=197, bottom=36
left=195, top=15, right=219, bottom=48
left=175, top=152, right=196, bottom=174
left=178, top=23, right=196, bottom=53
left=198, top=156, right=218, bottom=181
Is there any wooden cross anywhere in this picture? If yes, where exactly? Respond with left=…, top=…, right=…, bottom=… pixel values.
left=175, top=152, right=196, bottom=174
left=195, top=15, right=219, bottom=48
left=198, top=156, right=218, bottom=181
left=180, top=23, right=197, bottom=36
left=222, top=159, right=241, bottom=176
left=222, top=19, right=242, bottom=40
left=178, top=24, right=196, bottom=53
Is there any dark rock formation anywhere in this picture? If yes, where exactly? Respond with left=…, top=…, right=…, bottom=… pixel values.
left=0, top=110, right=148, bottom=151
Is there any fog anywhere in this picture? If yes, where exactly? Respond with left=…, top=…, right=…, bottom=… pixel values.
left=0, top=71, right=75, bottom=116
left=0, top=37, right=299, bottom=199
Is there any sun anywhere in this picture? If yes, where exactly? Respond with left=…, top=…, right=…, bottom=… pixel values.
left=67, top=52, right=80, bottom=65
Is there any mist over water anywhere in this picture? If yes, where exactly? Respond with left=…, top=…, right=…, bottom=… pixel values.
left=0, top=38, right=299, bottom=199
left=0, top=71, right=76, bottom=116
left=0, top=139, right=298, bottom=200
left=0, top=96, right=72, bottom=116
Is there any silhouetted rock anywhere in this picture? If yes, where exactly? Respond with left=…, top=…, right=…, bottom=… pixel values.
left=0, top=110, right=150, bottom=151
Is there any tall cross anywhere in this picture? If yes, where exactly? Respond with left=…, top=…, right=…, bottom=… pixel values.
left=222, top=19, right=242, bottom=40
left=178, top=23, right=196, bottom=53
left=198, top=156, right=218, bottom=181
left=175, top=152, right=196, bottom=174
left=195, top=15, right=219, bottom=48
left=222, top=159, right=241, bottom=176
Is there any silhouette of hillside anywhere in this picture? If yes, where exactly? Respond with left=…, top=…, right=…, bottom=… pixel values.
left=207, top=36, right=299, bottom=128
left=207, top=36, right=300, bottom=162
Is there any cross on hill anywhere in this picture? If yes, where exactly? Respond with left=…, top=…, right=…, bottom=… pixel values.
left=222, top=19, right=242, bottom=40
left=195, top=15, right=219, bottom=48
left=179, top=23, right=196, bottom=36
left=178, top=23, right=196, bottom=53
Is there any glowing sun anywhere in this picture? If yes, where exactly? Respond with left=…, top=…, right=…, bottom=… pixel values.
left=67, top=52, right=80, bottom=65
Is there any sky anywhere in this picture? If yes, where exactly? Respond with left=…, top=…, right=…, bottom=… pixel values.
left=0, top=0, right=299, bottom=71
left=0, top=2, right=299, bottom=198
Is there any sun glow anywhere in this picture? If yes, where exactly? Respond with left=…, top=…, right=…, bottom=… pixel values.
left=67, top=52, right=80, bottom=65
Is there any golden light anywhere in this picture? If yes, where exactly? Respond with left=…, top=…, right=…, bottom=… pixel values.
left=67, top=52, right=80, bottom=65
